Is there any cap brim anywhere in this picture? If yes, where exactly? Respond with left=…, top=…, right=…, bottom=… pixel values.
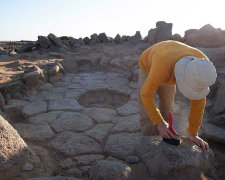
left=177, top=79, right=209, bottom=100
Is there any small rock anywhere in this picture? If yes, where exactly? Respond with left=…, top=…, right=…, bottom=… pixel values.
left=23, top=71, right=40, bottom=88
left=98, top=33, right=109, bottom=43
left=113, top=34, right=121, bottom=44
left=1, top=82, right=25, bottom=95
left=83, top=37, right=90, bottom=45
left=22, top=162, right=33, bottom=171
left=49, top=65, right=60, bottom=76
left=126, top=156, right=140, bottom=164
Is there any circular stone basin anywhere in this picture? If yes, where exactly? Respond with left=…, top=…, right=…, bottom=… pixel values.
left=78, top=89, right=129, bottom=108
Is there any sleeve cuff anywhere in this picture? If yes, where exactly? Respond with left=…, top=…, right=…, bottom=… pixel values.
left=187, top=126, right=199, bottom=136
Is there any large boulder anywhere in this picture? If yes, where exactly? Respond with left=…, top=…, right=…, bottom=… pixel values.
left=213, top=81, right=225, bottom=114
left=130, top=31, right=143, bottom=42
left=37, top=36, right=51, bottom=48
left=147, top=28, right=157, bottom=44
left=136, top=136, right=215, bottom=179
left=201, top=122, right=225, bottom=144
left=15, top=42, right=35, bottom=53
left=198, top=47, right=225, bottom=68
left=146, top=21, right=172, bottom=44
left=113, top=34, right=122, bottom=44
left=0, top=115, right=38, bottom=179
left=156, top=21, right=173, bottom=42
left=186, top=24, right=225, bottom=48
left=98, top=33, right=109, bottom=43
left=47, top=33, right=69, bottom=49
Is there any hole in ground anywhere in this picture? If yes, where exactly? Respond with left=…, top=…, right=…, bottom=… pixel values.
left=78, top=89, right=129, bottom=108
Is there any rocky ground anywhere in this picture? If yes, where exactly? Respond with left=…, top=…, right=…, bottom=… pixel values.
left=0, top=22, right=225, bottom=180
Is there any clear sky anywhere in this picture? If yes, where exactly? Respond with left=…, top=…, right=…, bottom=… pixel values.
left=0, top=0, right=225, bottom=41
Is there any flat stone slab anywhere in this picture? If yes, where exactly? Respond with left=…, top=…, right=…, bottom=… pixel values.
left=28, top=111, right=62, bottom=124
left=84, top=107, right=117, bottom=123
left=39, top=91, right=64, bottom=101
left=136, top=136, right=215, bottom=178
left=110, top=114, right=140, bottom=133
left=51, top=131, right=102, bottom=156
left=117, top=100, right=139, bottom=116
left=51, top=112, right=94, bottom=132
left=14, top=123, right=55, bottom=141
left=61, top=154, right=105, bottom=168
left=65, top=89, right=87, bottom=99
left=48, top=98, right=84, bottom=111
left=85, top=123, right=113, bottom=143
left=104, top=133, right=141, bottom=160
left=22, top=101, right=47, bottom=117
left=89, top=160, right=131, bottom=180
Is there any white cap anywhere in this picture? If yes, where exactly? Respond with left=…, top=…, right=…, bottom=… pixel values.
left=175, top=56, right=217, bottom=100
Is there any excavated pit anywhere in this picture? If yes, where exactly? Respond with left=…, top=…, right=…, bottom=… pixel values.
left=78, top=89, right=130, bottom=108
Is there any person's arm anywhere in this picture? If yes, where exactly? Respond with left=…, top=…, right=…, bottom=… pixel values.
left=140, top=59, right=170, bottom=125
left=187, top=97, right=206, bottom=136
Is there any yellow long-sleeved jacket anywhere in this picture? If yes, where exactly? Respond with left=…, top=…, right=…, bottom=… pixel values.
left=139, top=40, right=208, bottom=136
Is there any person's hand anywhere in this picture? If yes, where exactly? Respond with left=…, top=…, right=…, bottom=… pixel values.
left=157, top=120, right=175, bottom=139
left=189, top=134, right=209, bottom=152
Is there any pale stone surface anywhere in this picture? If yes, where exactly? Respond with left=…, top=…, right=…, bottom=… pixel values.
left=89, top=160, right=131, bottom=180
left=22, top=101, right=47, bottom=117
left=136, top=136, right=215, bottom=178
left=111, top=114, right=140, bottom=133
left=104, top=133, right=141, bottom=160
left=85, top=123, right=113, bottom=143
left=51, top=112, right=94, bottom=132
left=72, top=154, right=105, bottom=166
left=0, top=115, right=37, bottom=172
left=48, top=98, right=84, bottom=111
left=3, top=99, right=28, bottom=121
left=84, top=107, right=117, bottom=123
left=60, top=158, right=76, bottom=169
left=117, top=100, right=139, bottom=116
left=22, top=162, right=33, bottom=171
left=51, top=131, right=102, bottom=156
left=28, top=111, right=62, bottom=124
left=36, top=83, right=53, bottom=91
left=39, top=91, right=63, bottom=101
left=129, top=81, right=138, bottom=89
left=106, top=77, right=129, bottom=87
left=14, top=123, right=55, bottom=141
left=64, top=89, right=87, bottom=99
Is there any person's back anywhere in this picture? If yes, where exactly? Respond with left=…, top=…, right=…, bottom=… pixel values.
left=139, top=40, right=208, bottom=75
